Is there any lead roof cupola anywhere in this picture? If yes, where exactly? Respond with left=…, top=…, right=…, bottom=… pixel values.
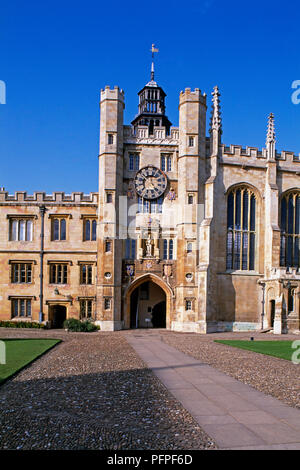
left=131, top=44, right=172, bottom=135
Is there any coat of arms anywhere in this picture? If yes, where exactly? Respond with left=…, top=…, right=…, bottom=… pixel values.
left=126, top=265, right=134, bottom=277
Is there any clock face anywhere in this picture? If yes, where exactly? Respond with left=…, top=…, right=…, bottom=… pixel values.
left=134, top=166, right=168, bottom=200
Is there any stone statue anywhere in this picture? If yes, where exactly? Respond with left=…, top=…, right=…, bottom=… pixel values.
left=145, top=234, right=153, bottom=257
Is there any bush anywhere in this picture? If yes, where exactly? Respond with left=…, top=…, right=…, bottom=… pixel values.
left=0, top=320, right=46, bottom=329
left=63, top=318, right=99, bottom=332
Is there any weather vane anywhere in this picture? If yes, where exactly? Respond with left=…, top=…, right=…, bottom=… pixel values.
left=150, top=44, right=159, bottom=82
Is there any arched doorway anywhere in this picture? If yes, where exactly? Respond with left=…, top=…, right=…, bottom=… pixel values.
left=125, top=274, right=172, bottom=329
left=50, top=305, right=67, bottom=328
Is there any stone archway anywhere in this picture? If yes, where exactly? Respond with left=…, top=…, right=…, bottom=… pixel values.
left=124, top=274, right=173, bottom=329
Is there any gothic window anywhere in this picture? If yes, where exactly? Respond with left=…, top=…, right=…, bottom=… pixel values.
left=185, top=300, right=192, bottom=311
left=280, top=191, right=300, bottom=268
left=108, top=134, right=114, bottom=145
left=9, top=219, right=33, bottom=241
left=104, top=298, right=111, bottom=310
left=288, top=288, right=294, bottom=313
left=226, top=187, right=256, bottom=271
left=188, top=194, right=194, bottom=205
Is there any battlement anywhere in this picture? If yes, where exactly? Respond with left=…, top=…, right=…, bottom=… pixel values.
left=222, top=144, right=300, bottom=166
left=270, top=267, right=300, bottom=279
left=0, top=190, right=98, bottom=205
left=123, top=125, right=179, bottom=143
left=100, top=85, right=125, bottom=103
left=179, top=88, right=207, bottom=106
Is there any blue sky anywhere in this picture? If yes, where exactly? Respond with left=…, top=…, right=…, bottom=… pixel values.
left=0, top=0, right=299, bottom=194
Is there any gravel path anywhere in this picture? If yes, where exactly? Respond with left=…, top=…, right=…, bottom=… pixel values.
left=0, top=329, right=216, bottom=450
left=160, top=331, right=300, bottom=410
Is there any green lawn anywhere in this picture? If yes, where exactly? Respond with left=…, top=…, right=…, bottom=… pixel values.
left=0, top=338, right=61, bottom=385
left=215, top=340, right=295, bottom=362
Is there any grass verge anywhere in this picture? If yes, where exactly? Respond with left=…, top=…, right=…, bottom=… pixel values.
left=0, top=338, right=61, bottom=385
left=215, top=340, right=295, bottom=361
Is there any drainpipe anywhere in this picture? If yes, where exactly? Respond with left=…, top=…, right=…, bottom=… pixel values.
left=39, top=205, right=47, bottom=323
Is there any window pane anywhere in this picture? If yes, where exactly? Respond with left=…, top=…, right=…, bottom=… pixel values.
left=235, top=190, right=241, bottom=230
left=81, top=265, right=86, bottom=283
left=80, top=301, right=85, bottom=318
left=26, top=300, right=31, bottom=317
left=26, top=220, right=33, bottom=241
left=27, top=264, right=32, bottom=283
left=60, top=219, right=66, bottom=240
left=296, top=196, right=300, bottom=235
left=280, top=235, right=286, bottom=267
left=92, top=220, right=97, bottom=240
left=87, top=265, right=92, bottom=284
left=281, top=197, right=287, bottom=233
left=163, top=240, right=168, bottom=260
left=157, top=196, right=163, bottom=213
left=234, top=231, right=241, bottom=269
left=20, top=299, right=25, bottom=317
left=227, top=193, right=234, bottom=229
left=85, top=220, right=90, bottom=241
left=57, top=264, right=62, bottom=283
left=87, top=301, right=92, bottom=318
left=19, top=220, right=26, bottom=241
left=125, top=239, right=130, bottom=258
left=129, top=154, right=134, bottom=171
left=293, top=238, right=299, bottom=268
left=169, top=239, right=173, bottom=260
left=288, top=195, right=294, bottom=234
left=250, top=195, right=256, bottom=231
left=13, top=299, right=18, bottom=317
left=63, top=265, right=68, bottom=283
left=226, top=231, right=233, bottom=269
left=242, top=233, right=248, bottom=270
left=167, top=156, right=172, bottom=172
left=161, top=156, right=165, bottom=171
left=242, top=191, right=249, bottom=230
left=135, top=155, right=139, bottom=170
left=11, top=220, right=18, bottom=241
left=53, top=219, right=59, bottom=240
left=20, top=264, right=26, bottom=282
left=287, top=236, right=293, bottom=266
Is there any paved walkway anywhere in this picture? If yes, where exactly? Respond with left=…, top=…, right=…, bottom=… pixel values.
left=126, top=330, right=300, bottom=450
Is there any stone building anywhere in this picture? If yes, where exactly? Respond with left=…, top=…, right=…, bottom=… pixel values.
left=0, top=60, right=299, bottom=333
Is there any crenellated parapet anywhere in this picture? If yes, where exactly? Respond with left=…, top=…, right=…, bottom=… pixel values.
left=179, top=87, right=207, bottom=107
left=221, top=144, right=300, bottom=170
left=0, top=190, right=98, bottom=205
left=123, top=125, right=179, bottom=145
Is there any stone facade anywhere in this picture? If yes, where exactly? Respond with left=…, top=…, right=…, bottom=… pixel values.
left=0, top=75, right=299, bottom=333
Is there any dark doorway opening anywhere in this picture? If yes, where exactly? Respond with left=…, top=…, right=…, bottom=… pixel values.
left=152, top=301, right=166, bottom=328
left=270, top=300, right=275, bottom=328
left=52, top=305, right=67, bottom=328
